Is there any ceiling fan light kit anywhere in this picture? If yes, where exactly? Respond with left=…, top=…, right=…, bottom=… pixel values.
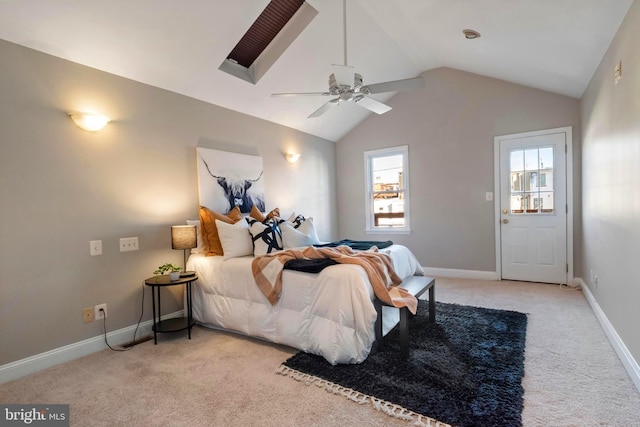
left=272, top=0, right=424, bottom=118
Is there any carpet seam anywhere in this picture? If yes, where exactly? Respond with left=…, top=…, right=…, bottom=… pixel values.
left=276, top=364, right=452, bottom=427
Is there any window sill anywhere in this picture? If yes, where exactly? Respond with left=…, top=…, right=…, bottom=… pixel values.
left=365, top=228, right=411, bottom=235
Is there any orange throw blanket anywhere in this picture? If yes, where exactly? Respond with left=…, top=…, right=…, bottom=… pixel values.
left=251, top=246, right=418, bottom=314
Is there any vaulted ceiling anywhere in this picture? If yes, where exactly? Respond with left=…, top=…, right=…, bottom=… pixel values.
left=0, top=0, right=633, bottom=142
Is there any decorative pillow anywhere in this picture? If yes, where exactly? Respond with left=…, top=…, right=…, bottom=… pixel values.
left=199, top=206, right=243, bottom=256
left=247, top=217, right=283, bottom=256
left=281, top=217, right=320, bottom=248
left=215, top=218, right=253, bottom=259
left=267, top=207, right=281, bottom=219
left=186, top=219, right=205, bottom=254
left=295, top=216, right=320, bottom=242
left=288, top=213, right=304, bottom=226
left=249, top=205, right=266, bottom=222
left=285, top=212, right=297, bottom=222
left=250, top=206, right=281, bottom=223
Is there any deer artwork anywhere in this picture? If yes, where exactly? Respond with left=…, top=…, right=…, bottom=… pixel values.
left=201, top=158, right=265, bottom=214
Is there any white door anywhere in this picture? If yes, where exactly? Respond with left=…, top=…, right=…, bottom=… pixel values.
left=496, top=129, right=569, bottom=284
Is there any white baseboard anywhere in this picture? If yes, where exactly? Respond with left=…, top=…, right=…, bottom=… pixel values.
left=421, top=266, right=500, bottom=281
left=577, top=278, right=640, bottom=393
left=0, top=311, right=183, bottom=384
left=6, top=279, right=639, bottom=396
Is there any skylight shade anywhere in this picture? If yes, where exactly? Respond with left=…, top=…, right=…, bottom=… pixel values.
left=227, top=0, right=304, bottom=68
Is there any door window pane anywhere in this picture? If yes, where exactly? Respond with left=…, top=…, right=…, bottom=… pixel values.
left=509, top=147, right=554, bottom=214
left=524, top=149, right=538, bottom=170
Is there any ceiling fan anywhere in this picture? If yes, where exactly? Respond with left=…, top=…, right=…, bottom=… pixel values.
left=271, top=0, right=424, bottom=118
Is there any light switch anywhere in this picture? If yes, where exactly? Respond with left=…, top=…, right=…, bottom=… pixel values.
left=90, top=240, right=102, bottom=256
left=485, top=192, right=494, bottom=201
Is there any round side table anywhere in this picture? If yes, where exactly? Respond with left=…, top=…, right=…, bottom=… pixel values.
left=144, top=275, right=198, bottom=344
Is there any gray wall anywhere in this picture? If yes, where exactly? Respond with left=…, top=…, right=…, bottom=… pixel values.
left=0, top=40, right=337, bottom=365
left=580, top=0, right=640, bottom=365
left=337, top=67, right=581, bottom=272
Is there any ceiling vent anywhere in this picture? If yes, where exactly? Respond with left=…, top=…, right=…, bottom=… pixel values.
left=220, top=0, right=318, bottom=84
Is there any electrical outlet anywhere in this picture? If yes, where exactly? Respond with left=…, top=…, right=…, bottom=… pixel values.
left=119, top=237, right=139, bottom=252
left=95, top=303, right=107, bottom=320
left=82, top=307, right=94, bottom=323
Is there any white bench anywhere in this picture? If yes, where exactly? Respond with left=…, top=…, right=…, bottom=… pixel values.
left=374, top=275, right=436, bottom=358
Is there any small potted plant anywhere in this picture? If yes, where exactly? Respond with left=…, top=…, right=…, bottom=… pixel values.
left=154, top=263, right=182, bottom=281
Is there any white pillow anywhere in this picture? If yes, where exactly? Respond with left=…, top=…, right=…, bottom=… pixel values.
left=215, top=218, right=253, bottom=259
left=296, top=217, right=320, bottom=244
left=281, top=218, right=320, bottom=248
left=247, top=218, right=283, bottom=256
left=285, top=212, right=297, bottom=222
left=186, top=219, right=205, bottom=254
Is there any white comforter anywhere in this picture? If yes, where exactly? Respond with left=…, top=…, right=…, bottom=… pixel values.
left=187, top=244, right=423, bottom=364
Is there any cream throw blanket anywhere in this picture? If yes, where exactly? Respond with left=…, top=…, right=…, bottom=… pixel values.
left=251, top=245, right=418, bottom=314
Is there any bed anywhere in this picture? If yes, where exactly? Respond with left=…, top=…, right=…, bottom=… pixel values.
left=186, top=243, right=423, bottom=365
left=188, top=147, right=423, bottom=364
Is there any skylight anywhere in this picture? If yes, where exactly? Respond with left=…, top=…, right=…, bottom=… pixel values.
left=220, top=0, right=318, bottom=84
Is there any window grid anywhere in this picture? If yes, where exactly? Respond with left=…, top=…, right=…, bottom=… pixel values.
left=509, top=146, right=555, bottom=214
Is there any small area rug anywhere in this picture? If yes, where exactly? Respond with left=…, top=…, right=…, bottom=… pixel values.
left=278, top=300, right=527, bottom=427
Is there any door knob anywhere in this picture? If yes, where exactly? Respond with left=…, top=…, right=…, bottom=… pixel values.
left=502, top=219, right=509, bottom=224
left=502, top=209, right=508, bottom=214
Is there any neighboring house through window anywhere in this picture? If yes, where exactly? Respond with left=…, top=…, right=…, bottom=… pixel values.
left=364, top=145, right=410, bottom=233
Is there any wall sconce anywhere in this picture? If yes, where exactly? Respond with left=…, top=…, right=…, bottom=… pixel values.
left=69, top=113, right=111, bottom=132
left=171, top=225, right=197, bottom=276
left=285, top=152, right=300, bottom=163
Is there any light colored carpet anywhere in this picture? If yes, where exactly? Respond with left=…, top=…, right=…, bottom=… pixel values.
left=1, top=278, right=639, bottom=426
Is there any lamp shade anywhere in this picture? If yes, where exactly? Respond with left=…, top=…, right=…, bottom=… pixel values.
left=171, top=225, right=197, bottom=250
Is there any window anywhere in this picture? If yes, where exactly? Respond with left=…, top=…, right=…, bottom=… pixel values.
left=509, top=146, right=555, bottom=214
left=364, top=146, right=410, bottom=233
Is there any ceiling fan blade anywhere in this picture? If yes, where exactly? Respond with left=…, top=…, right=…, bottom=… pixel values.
left=272, top=92, right=331, bottom=97
left=353, top=95, right=392, bottom=115
left=364, top=76, right=425, bottom=94
left=308, top=98, right=340, bottom=118
left=332, top=64, right=355, bottom=87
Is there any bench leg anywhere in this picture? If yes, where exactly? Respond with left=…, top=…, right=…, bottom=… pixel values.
left=429, top=285, right=436, bottom=322
left=374, top=298, right=383, bottom=351
left=400, top=307, right=409, bottom=358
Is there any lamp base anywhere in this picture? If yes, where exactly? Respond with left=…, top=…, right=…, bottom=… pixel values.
left=180, top=271, right=196, bottom=277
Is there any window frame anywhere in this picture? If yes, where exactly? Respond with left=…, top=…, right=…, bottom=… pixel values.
left=364, top=145, right=411, bottom=234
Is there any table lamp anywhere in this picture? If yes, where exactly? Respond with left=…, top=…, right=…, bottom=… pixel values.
left=171, top=225, right=197, bottom=277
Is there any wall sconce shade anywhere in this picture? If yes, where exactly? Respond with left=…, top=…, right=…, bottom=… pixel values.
left=69, top=113, right=111, bottom=132
left=285, top=152, right=300, bottom=163
left=171, top=225, right=197, bottom=250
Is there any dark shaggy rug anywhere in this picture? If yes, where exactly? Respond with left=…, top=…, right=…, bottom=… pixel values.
left=281, top=300, right=527, bottom=427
